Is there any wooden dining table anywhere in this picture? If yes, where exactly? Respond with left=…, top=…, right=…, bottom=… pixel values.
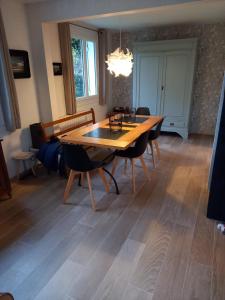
left=60, top=115, right=163, bottom=150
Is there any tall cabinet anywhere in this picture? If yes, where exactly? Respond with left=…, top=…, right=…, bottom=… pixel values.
left=133, top=39, right=197, bottom=138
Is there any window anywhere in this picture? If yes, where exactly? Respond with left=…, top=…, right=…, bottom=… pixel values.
left=71, top=28, right=98, bottom=99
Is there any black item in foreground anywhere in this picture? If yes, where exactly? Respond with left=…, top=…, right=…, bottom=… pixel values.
left=207, top=73, right=225, bottom=222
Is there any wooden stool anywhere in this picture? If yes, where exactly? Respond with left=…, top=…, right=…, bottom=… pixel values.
left=12, top=152, right=36, bottom=179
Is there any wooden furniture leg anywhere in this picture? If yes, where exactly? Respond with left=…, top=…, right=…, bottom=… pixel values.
left=86, top=172, right=96, bottom=211
left=131, top=158, right=136, bottom=193
left=124, top=158, right=128, bottom=175
left=149, top=141, right=156, bottom=168
left=154, top=140, right=160, bottom=160
left=64, top=170, right=76, bottom=203
left=140, top=156, right=151, bottom=181
left=98, top=168, right=109, bottom=192
left=80, top=172, right=84, bottom=186
left=110, top=157, right=118, bottom=184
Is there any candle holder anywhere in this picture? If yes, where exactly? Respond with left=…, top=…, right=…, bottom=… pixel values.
left=125, top=107, right=136, bottom=123
left=109, top=113, right=123, bottom=133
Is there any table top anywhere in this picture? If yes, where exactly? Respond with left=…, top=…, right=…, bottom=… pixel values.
left=60, top=115, right=163, bottom=150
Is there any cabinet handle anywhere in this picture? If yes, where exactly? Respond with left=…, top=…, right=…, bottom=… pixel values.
left=170, top=122, right=174, bottom=126
left=161, top=86, right=164, bottom=91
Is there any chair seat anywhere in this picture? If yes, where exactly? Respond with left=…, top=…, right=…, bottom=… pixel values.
left=114, top=147, right=138, bottom=159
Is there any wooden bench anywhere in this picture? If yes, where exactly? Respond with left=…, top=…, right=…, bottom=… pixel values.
left=41, top=108, right=96, bottom=141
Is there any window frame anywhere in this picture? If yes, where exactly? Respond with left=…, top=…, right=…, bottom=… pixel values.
left=70, top=25, right=99, bottom=101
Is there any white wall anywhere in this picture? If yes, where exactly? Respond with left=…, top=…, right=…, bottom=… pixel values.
left=0, top=0, right=40, bottom=177
left=42, top=22, right=66, bottom=119
left=42, top=22, right=107, bottom=122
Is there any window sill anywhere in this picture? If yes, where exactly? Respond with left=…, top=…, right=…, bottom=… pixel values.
left=76, top=95, right=98, bottom=102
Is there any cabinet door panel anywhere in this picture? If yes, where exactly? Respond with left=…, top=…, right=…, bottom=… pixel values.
left=137, top=54, right=162, bottom=115
left=162, top=53, right=189, bottom=119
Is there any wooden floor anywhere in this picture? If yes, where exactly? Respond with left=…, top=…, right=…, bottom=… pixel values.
left=0, top=134, right=224, bottom=300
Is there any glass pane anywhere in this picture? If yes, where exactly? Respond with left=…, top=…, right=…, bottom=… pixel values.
left=86, top=41, right=97, bottom=96
left=71, top=38, right=85, bottom=98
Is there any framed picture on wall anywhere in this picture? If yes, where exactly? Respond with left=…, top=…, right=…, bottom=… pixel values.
left=53, top=62, right=62, bottom=76
left=9, top=49, right=31, bottom=79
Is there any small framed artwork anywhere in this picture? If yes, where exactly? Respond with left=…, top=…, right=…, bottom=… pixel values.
left=9, top=49, right=31, bottom=79
left=53, top=62, right=62, bottom=76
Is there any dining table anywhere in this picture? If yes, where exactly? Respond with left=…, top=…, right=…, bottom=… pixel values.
left=60, top=114, right=163, bottom=150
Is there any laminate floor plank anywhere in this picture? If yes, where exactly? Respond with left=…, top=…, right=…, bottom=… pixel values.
left=10, top=205, right=90, bottom=279
left=190, top=187, right=214, bottom=266
left=152, top=224, right=194, bottom=300
left=122, top=283, right=153, bottom=300
left=68, top=208, right=142, bottom=300
left=13, top=223, right=91, bottom=300
left=129, top=175, right=169, bottom=244
left=34, top=260, right=83, bottom=300
left=182, top=260, right=212, bottom=300
left=91, top=238, right=145, bottom=300
left=131, top=221, right=174, bottom=293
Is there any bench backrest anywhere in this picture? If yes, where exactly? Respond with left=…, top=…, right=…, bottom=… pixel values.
left=41, top=108, right=95, bottom=141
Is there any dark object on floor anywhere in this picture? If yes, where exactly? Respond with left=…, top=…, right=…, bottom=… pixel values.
left=37, top=138, right=65, bottom=176
left=0, top=293, right=14, bottom=299
left=0, top=139, right=11, bottom=198
left=63, top=144, right=119, bottom=209
left=207, top=73, right=225, bottom=222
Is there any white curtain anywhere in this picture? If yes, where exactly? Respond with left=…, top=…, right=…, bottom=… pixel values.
left=98, top=29, right=110, bottom=106
left=58, top=22, right=76, bottom=115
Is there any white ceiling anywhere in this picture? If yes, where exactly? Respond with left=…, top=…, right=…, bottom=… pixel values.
left=75, top=0, right=225, bottom=30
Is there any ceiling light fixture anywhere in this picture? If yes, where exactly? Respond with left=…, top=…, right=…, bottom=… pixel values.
left=105, top=29, right=133, bottom=77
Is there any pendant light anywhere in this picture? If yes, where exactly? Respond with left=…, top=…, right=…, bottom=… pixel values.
left=105, top=29, right=133, bottom=77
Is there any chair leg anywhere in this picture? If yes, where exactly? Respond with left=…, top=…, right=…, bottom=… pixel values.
left=154, top=140, right=160, bottom=160
left=131, top=159, right=136, bottom=193
left=64, top=170, right=76, bottom=203
left=86, top=172, right=96, bottom=211
left=124, top=158, right=128, bottom=175
left=110, top=157, right=118, bottom=184
left=81, top=172, right=85, bottom=186
left=98, top=168, right=109, bottom=193
left=149, top=141, right=156, bottom=168
left=140, top=156, right=151, bottom=181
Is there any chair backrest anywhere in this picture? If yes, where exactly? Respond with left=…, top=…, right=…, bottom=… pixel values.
left=41, top=108, right=96, bottom=141
left=133, top=131, right=150, bottom=157
left=150, top=118, right=164, bottom=140
left=63, top=144, right=94, bottom=172
left=136, top=107, right=150, bottom=115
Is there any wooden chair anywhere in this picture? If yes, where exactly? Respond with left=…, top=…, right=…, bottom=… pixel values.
left=62, top=144, right=118, bottom=210
left=111, top=131, right=150, bottom=193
